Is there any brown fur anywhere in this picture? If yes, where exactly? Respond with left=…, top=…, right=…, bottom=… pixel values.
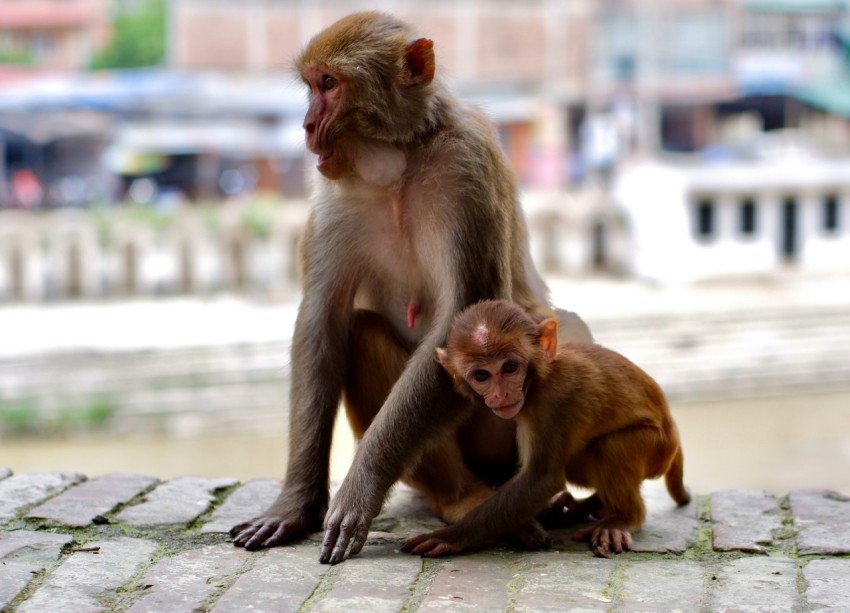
left=405, top=300, right=690, bottom=558
left=229, top=13, right=591, bottom=563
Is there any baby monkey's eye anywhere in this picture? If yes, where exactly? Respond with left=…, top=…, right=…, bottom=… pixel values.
left=502, top=360, right=519, bottom=374
left=323, top=74, right=337, bottom=90
left=472, top=370, right=491, bottom=382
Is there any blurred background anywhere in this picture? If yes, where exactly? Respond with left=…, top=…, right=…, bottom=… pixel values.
left=0, top=0, right=848, bottom=496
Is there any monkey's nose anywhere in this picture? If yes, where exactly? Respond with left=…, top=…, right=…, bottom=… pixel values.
left=305, top=122, right=316, bottom=134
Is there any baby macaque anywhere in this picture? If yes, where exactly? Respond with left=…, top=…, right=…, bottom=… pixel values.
left=403, top=300, right=690, bottom=558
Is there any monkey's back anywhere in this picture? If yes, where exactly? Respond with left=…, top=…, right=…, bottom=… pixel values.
left=540, top=342, right=678, bottom=458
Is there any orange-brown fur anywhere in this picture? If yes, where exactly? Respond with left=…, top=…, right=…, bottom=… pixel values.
left=229, top=13, right=592, bottom=564
left=405, top=300, right=690, bottom=558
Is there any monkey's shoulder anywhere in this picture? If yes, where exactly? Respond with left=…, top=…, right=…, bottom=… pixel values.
left=547, top=342, right=664, bottom=401
left=420, top=101, right=511, bottom=171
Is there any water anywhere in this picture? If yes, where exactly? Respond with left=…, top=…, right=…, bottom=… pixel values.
left=3, top=390, right=849, bottom=496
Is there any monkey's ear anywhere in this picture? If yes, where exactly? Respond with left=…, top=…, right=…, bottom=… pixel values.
left=435, top=347, right=449, bottom=368
left=404, top=38, right=435, bottom=86
left=538, top=319, right=559, bottom=363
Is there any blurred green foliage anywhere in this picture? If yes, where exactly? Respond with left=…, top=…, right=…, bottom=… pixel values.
left=91, top=0, right=166, bottom=70
left=241, top=201, right=277, bottom=239
left=0, top=402, right=40, bottom=436
left=0, top=48, right=34, bottom=66
left=1, top=398, right=117, bottom=437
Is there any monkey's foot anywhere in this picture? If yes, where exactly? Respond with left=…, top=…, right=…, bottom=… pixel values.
left=230, top=514, right=313, bottom=551
left=571, top=525, right=632, bottom=558
left=539, top=491, right=601, bottom=528
left=512, top=518, right=553, bottom=550
left=537, top=490, right=577, bottom=527
left=402, top=527, right=468, bottom=558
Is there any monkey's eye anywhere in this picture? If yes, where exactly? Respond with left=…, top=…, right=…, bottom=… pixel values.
left=472, top=370, right=491, bottom=382
left=322, top=75, right=338, bottom=91
left=502, top=360, right=519, bottom=374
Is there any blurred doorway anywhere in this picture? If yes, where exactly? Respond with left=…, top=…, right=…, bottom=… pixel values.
left=780, top=197, right=799, bottom=263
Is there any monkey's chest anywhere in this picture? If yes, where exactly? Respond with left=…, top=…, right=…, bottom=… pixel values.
left=354, top=195, right=435, bottom=340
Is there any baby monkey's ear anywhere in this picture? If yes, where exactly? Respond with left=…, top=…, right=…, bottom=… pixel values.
left=538, top=319, right=559, bottom=363
left=435, top=347, right=449, bottom=369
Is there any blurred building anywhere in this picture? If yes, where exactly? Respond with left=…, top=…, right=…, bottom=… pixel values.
left=2, top=0, right=850, bottom=283
left=617, top=155, right=850, bottom=282
left=0, top=0, right=109, bottom=81
left=0, top=0, right=112, bottom=208
left=170, top=0, right=594, bottom=189
left=168, top=0, right=850, bottom=178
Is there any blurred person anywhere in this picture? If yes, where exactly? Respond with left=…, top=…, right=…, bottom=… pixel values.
left=11, top=169, right=43, bottom=209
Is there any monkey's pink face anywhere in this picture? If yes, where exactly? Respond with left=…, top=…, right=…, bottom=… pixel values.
left=301, top=65, right=347, bottom=179
left=464, top=357, right=528, bottom=420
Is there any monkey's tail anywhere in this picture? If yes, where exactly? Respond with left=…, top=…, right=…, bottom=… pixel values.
left=665, top=446, right=691, bottom=506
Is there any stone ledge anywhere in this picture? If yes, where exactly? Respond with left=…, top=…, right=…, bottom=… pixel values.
left=1, top=469, right=849, bottom=612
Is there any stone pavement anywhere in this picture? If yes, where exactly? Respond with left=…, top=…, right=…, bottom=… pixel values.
left=1, top=469, right=849, bottom=612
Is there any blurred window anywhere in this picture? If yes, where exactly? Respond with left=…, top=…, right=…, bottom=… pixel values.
left=694, top=199, right=716, bottom=241
left=741, top=11, right=842, bottom=50
left=597, top=9, right=728, bottom=81
left=30, top=33, right=56, bottom=63
left=659, top=12, right=728, bottom=76
left=740, top=198, right=758, bottom=236
left=823, top=194, right=840, bottom=232
left=597, top=13, right=638, bottom=83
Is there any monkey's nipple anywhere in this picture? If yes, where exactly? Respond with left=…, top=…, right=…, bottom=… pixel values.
left=407, top=302, right=420, bottom=329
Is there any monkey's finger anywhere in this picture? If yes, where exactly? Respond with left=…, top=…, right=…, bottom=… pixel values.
left=591, top=529, right=612, bottom=558
left=319, top=526, right=340, bottom=563
left=423, top=542, right=459, bottom=558
left=618, top=530, right=633, bottom=552
left=348, top=523, right=370, bottom=557
left=328, top=525, right=353, bottom=564
left=229, top=521, right=252, bottom=538
left=592, top=544, right=611, bottom=558
left=611, top=533, right=624, bottom=554
left=409, top=538, right=442, bottom=556
left=591, top=528, right=606, bottom=548
left=241, top=522, right=277, bottom=550
left=401, top=534, right=429, bottom=552
left=262, top=522, right=293, bottom=548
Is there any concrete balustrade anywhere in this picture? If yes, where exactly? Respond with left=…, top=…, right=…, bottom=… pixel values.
left=0, top=202, right=315, bottom=302
left=0, top=194, right=613, bottom=303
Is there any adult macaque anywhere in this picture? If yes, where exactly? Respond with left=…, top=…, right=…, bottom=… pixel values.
left=403, top=300, right=690, bottom=558
left=229, top=12, right=592, bottom=563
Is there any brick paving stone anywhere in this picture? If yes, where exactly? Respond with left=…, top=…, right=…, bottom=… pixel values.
left=201, top=478, right=281, bottom=534
left=17, top=537, right=157, bottom=613
left=708, top=557, right=798, bottom=612
left=116, top=475, right=237, bottom=526
left=211, top=542, right=327, bottom=612
left=804, top=558, right=850, bottom=611
left=128, top=543, right=250, bottom=613
left=418, top=554, right=516, bottom=611
left=0, top=531, right=73, bottom=609
left=618, top=560, right=705, bottom=612
left=310, top=543, right=424, bottom=613
left=26, top=472, right=158, bottom=527
left=789, top=489, right=850, bottom=555
left=711, top=489, right=781, bottom=552
left=0, top=471, right=86, bottom=522
left=514, top=553, right=616, bottom=612
left=630, top=485, right=698, bottom=553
